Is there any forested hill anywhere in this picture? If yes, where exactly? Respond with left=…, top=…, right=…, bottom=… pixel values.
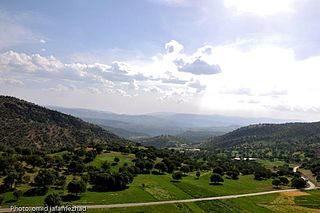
left=204, top=122, right=320, bottom=148
left=0, top=96, right=126, bottom=149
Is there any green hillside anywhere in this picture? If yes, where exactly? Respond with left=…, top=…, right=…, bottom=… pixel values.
left=0, top=96, right=126, bottom=150
left=205, top=122, right=320, bottom=148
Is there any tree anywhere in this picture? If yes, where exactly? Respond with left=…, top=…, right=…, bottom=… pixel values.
left=135, top=160, right=145, bottom=171
left=90, top=172, right=114, bottom=191
left=13, top=190, right=22, bottom=201
left=164, top=161, right=176, bottom=173
left=145, top=160, right=154, bottom=171
left=68, top=161, right=85, bottom=174
left=114, top=157, right=120, bottom=163
left=291, top=177, right=307, bottom=189
left=226, top=170, right=239, bottom=180
left=172, top=171, right=183, bottom=181
left=154, top=162, right=167, bottom=173
left=212, top=166, right=224, bottom=176
left=44, top=192, right=62, bottom=207
left=0, top=157, right=10, bottom=175
left=180, top=166, right=190, bottom=174
left=196, top=170, right=201, bottom=179
left=34, top=169, right=56, bottom=188
left=210, top=173, right=224, bottom=184
left=95, top=145, right=103, bottom=154
left=114, top=172, right=133, bottom=190
left=26, top=155, right=44, bottom=168
left=67, top=179, right=86, bottom=196
left=84, top=150, right=97, bottom=163
left=101, top=160, right=111, bottom=171
left=3, top=172, right=18, bottom=190
left=254, top=168, right=272, bottom=180
left=279, top=176, right=289, bottom=185
left=272, top=178, right=281, bottom=188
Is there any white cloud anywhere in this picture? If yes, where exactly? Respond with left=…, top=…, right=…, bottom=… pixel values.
left=3, top=39, right=320, bottom=119
left=165, top=40, right=184, bottom=54
left=0, top=42, right=216, bottom=102
left=0, top=51, right=63, bottom=73
left=224, top=0, right=296, bottom=16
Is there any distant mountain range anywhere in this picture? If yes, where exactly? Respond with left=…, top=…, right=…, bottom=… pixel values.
left=0, top=96, right=126, bottom=150
left=48, top=106, right=290, bottom=138
left=2, top=96, right=318, bottom=152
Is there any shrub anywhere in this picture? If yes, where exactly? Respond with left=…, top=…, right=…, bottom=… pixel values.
left=272, top=178, right=281, bottom=188
left=210, top=173, right=224, bottom=184
left=172, top=171, right=183, bottom=181
left=44, top=192, right=62, bottom=207
left=291, top=177, right=307, bottom=188
left=13, top=190, right=23, bottom=201
left=279, top=176, right=289, bottom=185
left=67, top=179, right=86, bottom=196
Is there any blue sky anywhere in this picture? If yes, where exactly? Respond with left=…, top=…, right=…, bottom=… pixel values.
left=1, top=0, right=320, bottom=120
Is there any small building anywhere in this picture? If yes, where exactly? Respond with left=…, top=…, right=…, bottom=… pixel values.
left=186, top=148, right=201, bottom=152
left=233, top=157, right=257, bottom=161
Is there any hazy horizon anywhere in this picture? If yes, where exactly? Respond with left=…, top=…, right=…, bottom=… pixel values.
left=48, top=104, right=301, bottom=124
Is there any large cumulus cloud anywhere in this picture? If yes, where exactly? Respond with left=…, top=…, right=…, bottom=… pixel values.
left=0, top=40, right=224, bottom=104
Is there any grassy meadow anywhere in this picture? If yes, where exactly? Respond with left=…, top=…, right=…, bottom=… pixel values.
left=0, top=151, right=282, bottom=208
left=88, top=190, right=320, bottom=213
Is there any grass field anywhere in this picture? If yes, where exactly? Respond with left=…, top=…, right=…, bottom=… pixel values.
left=90, top=190, right=320, bottom=213
left=295, top=190, right=320, bottom=209
left=0, top=172, right=277, bottom=208
left=88, top=203, right=204, bottom=213
left=257, top=159, right=296, bottom=170
left=0, top=152, right=298, bottom=210
left=86, top=151, right=136, bottom=172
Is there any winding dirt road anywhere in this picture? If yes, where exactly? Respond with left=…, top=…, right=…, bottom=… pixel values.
left=293, top=166, right=316, bottom=190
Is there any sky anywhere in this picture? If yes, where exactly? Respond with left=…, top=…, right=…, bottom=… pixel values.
left=1, top=0, right=320, bottom=120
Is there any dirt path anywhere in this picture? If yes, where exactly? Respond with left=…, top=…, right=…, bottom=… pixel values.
left=294, top=166, right=316, bottom=190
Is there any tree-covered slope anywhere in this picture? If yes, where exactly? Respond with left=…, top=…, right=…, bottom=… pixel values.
left=0, top=96, right=125, bottom=149
left=205, top=122, right=320, bottom=149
